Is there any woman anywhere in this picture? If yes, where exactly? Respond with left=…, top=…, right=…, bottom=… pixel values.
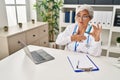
left=56, top=5, right=102, bottom=56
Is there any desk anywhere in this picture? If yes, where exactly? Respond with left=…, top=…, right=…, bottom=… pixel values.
left=0, top=45, right=120, bottom=80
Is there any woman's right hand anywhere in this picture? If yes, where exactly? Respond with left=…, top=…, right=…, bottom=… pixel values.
left=71, top=34, right=86, bottom=42
left=90, top=24, right=102, bottom=41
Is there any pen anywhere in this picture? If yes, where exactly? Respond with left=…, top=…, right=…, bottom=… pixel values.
left=76, top=60, right=79, bottom=69
left=80, top=67, right=93, bottom=72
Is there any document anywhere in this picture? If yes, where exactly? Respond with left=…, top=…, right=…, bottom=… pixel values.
left=92, top=11, right=98, bottom=24
left=101, top=11, right=107, bottom=27
left=67, top=55, right=99, bottom=72
left=106, top=11, right=112, bottom=27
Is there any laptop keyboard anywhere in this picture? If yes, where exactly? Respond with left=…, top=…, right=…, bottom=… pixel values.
left=31, top=51, right=46, bottom=63
left=29, top=49, right=55, bottom=64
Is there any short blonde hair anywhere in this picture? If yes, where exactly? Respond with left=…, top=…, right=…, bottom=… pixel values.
left=76, top=5, right=94, bottom=19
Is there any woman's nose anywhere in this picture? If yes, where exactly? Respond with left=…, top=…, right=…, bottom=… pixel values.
left=79, top=17, right=83, bottom=21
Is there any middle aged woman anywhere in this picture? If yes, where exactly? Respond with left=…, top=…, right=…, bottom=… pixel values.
left=56, top=5, right=102, bottom=56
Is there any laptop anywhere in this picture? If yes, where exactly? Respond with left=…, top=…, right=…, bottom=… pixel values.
left=19, top=41, right=55, bottom=64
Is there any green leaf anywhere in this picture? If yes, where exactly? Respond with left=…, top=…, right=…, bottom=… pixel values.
left=34, top=0, right=63, bottom=41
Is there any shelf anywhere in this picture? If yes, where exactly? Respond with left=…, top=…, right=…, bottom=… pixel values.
left=102, top=44, right=108, bottom=50
left=63, top=4, right=114, bottom=8
left=62, top=5, right=78, bottom=8
left=109, top=45, right=120, bottom=54
left=111, top=27, right=120, bottom=32
left=102, top=26, right=111, bottom=30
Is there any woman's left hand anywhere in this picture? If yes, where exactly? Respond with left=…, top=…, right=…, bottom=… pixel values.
left=90, top=24, right=102, bottom=41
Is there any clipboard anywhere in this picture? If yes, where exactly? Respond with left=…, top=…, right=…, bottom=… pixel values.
left=67, top=55, right=99, bottom=72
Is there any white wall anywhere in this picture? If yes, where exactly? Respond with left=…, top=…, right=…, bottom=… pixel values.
left=0, top=0, right=8, bottom=29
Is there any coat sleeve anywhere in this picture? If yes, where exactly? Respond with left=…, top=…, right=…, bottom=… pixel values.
left=55, top=25, right=73, bottom=45
left=87, top=37, right=102, bottom=56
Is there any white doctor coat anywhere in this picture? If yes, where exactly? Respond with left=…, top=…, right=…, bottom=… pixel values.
left=56, top=23, right=102, bottom=56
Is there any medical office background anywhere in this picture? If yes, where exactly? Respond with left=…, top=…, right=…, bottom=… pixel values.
left=0, top=0, right=120, bottom=60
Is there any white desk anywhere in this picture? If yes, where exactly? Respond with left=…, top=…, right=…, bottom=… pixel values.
left=0, top=45, right=120, bottom=80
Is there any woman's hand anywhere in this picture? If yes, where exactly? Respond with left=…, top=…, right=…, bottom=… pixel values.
left=71, top=34, right=86, bottom=42
left=90, top=24, right=102, bottom=41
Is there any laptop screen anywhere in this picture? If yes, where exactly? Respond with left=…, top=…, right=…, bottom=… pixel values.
left=18, top=40, right=55, bottom=64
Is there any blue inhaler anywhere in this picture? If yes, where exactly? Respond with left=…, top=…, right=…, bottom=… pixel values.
left=85, top=24, right=92, bottom=34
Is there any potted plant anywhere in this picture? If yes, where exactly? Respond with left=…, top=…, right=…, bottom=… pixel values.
left=32, top=19, right=35, bottom=24
left=34, top=0, right=63, bottom=42
left=18, top=23, right=22, bottom=28
left=116, top=37, right=120, bottom=47
left=3, top=26, right=8, bottom=32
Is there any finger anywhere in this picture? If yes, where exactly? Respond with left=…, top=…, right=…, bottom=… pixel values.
left=89, top=33, right=92, bottom=35
left=89, top=32, right=94, bottom=36
left=99, top=25, right=102, bottom=30
left=97, top=24, right=99, bottom=29
left=80, top=36, right=86, bottom=40
left=76, top=32, right=79, bottom=35
left=92, top=24, right=97, bottom=30
left=97, top=23, right=102, bottom=29
left=97, top=24, right=102, bottom=32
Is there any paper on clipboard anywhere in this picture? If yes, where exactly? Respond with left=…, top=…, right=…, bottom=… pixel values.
left=67, top=55, right=99, bottom=72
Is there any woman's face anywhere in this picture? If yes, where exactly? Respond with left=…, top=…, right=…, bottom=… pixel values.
left=76, top=10, right=91, bottom=28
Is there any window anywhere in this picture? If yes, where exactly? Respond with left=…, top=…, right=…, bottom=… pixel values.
left=5, top=0, right=29, bottom=26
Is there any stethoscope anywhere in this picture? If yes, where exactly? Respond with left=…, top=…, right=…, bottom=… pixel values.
left=72, top=24, right=92, bottom=52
